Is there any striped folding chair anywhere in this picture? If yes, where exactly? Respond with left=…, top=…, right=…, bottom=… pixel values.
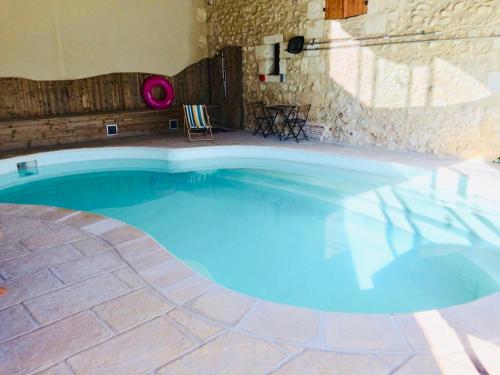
left=183, top=105, right=214, bottom=142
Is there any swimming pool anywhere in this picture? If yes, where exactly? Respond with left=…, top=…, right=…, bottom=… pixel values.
left=0, top=147, right=499, bottom=313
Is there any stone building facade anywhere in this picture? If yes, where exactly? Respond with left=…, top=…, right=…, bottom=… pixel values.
left=206, top=0, right=500, bottom=159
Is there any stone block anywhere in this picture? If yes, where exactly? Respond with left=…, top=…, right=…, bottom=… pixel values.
left=274, top=350, right=391, bottom=375
left=186, top=286, right=255, bottom=325
left=394, top=310, right=473, bottom=353
left=394, top=355, right=477, bottom=375
left=307, top=0, right=324, bottom=20
left=35, top=363, right=74, bottom=375
left=255, top=45, right=275, bottom=60
left=141, top=259, right=194, bottom=290
left=0, top=270, right=61, bottom=309
left=0, top=242, right=30, bottom=262
left=0, top=304, right=37, bottom=342
left=98, top=225, right=143, bottom=246
left=160, top=274, right=215, bottom=305
left=258, top=59, right=275, bottom=75
left=168, top=309, right=223, bottom=341
left=0, top=244, right=80, bottom=280
left=71, top=237, right=112, bottom=256
left=81, top=218, right=124, bottom=236
left=68, top=317, right=195, bottom=375
left=59, top=211, right=102, bottom=228
left=115, top=235, right=166, bottom=261
left=322, top=313, right=411, bottom=352
left=25, top=273, right=129, bottom=324
left=364, top=13, right=388, bottom=35
left=22, top=226, right=85, bottom=251
left=240, top=301, right=319, bottom=346
left=487, top=72, right=500, bottom=93
left=0, top=312, right=110, bottom=375
left=263, top=34, right=283, bottom=44
left=113, top=267, right=145, bottom=289
left=306, top=20, right=325, bottom=39
left=158, top=332, right=285, bottom=375
left=51, top=250, right=124, bottom=284
left=93, top=288, right=172, bottom=332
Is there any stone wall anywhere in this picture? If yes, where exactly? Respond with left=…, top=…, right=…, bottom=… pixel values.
left=206, top=0, right=500, bottom=159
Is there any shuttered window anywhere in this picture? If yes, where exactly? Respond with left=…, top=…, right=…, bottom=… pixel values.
left=325, top=0, right=368, bottom=20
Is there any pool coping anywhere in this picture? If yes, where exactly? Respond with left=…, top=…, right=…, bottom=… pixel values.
left=1, top=203, right=499, bottom=359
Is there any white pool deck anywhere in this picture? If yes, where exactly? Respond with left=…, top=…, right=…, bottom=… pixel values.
left=0, top=131, right=499, bottom=374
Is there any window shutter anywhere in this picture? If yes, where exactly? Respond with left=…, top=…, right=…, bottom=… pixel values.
left=343, top=0, right=367, bottom=18
left=325, top=0, right=344, bottom=20
left=325, top=0, right=367, bottom=19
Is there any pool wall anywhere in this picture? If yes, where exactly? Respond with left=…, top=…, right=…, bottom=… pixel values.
left=0, top=146, right=498, bottom=203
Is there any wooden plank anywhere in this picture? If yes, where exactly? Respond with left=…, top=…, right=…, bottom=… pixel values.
left=325, top=0, right=344, bottom=19
left=343, top=0, right=367, bottom=18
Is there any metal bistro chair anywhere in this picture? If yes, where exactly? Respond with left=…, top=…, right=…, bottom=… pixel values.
left=251, top=101, right=275, bottom=137
left=284, top=104, right=311, bottom=143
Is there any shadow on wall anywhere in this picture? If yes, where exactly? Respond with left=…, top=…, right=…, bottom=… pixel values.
left=236, top=1, right=500, bottom=160
left=322, top=21, right=499, bottom=160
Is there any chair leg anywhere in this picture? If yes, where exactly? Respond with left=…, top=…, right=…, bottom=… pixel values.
left=297, top=123, right=309, bottom=142
left=253, top=119, right=265, bottom=136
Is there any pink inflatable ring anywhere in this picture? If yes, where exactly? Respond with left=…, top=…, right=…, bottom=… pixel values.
left=142, top=76, right=175, bottom=109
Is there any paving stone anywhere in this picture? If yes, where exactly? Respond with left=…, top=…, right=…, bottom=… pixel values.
left=115, top=236, right=166, bottom=261
left=161, top=274, right=215, bottom=305
left=59, top=211, right=102, bottom=228
left=141, top=260, right=194, bottom=290
left=51, top=250, right=124, bottom=284
left=25, top=273, right=130, bottom=324
left=394, top=355, right=477, bottom=375
left=0, top=311, right=110, bottom=375
left=0, top=270, right=61, bottom=309
left=0, top=304, right=37, bottom=342
left=8, top=205, right=55, bottom=218
left=272, top=350, right=391, bottom=375
left=98, top=225, right=144, bottom=246
left=22, top=227, right=85, bottom=251
left=113, top=267, right=145, bottom=289
left=322, top=312, right=411, bottom=352
left=240, top=301, right=319, bottom=346
left=71, top=236, right=113, bottom=256
left=0, top=216, right=52, bottom=244
left=159, top=332, right=285, bottom=375
left=395, top=310, right=473, bottom=353
left=0, top=204, right=23, bottom=214
left=168, top=309, right=224, bottom=341
left=68, top=317, right=195, bottom=375
left=35, top=362, right=74, bottom=375
left=0, top=244, right=81, bottom=280
left=39, top=208, right=76, bottom=222
left=447, top=337, right=500, bottom=375
left=447, top=293, right=500, bottom=340
left=93, top=288, right=172, bottom=332
left=275, top=343, right=304, bottom=355
left=0, top=242, right=30, bottom=262
left=81, top=218, right=124, bottom=236
left=128, top=250, right=173, bottom=272
left=186, top=286, right=255, bottom=325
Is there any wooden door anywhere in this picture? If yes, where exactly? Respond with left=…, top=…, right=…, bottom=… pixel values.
left=208, top=46, right=243, bottom=129
left=325, top=0, right=367, bottom=19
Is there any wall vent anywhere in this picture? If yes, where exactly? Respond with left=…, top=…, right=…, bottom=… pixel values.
left=17, top=160, right=39, bottom=177
left=169, top=119, right=179, bottom=130
left=106, top=123, right=118, bottom=136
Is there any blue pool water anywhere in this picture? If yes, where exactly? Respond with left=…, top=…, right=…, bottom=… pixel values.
left=0, top=156, right=499, bottom=313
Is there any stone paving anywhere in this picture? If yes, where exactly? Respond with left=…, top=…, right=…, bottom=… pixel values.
left=0, top=203, right=499, bottom=375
